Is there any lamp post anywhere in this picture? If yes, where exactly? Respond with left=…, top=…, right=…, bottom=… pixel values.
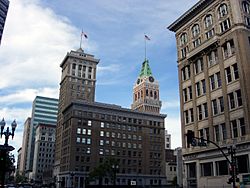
left=0, top=118, right=17, bottom=188
left=111, top=164, right=119, bottom=186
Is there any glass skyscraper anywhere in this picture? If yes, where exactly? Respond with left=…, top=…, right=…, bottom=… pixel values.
left=26, top=96, right=58, bottom=173
left=0, top=0, right=9, bottom=45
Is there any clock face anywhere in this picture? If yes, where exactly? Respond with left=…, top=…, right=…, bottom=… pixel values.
left=149, top=76, right=154, bottom=82
left=137, top=79, right=140, bottom=84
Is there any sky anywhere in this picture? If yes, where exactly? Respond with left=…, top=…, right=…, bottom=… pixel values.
left=0, top=0, right=198, bottom=159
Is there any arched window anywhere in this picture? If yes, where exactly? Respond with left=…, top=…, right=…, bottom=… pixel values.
left=146, top=89, right=149, bottom=96
left=243, top=1, right=250, bottom=14
left=204, top=14, right=213, bottom=28
left=192, top=24, right=200, bottom=37
left=135, top=94, right=137, bottom=101
left=218, top=4, right=228, bottom=18
left=150, top=90, right=153, bottom=97
left=154, top=91, right=157, bottom=99
left=138, top=92, right=140, bottom=99
left=180, top=33, right=188, bottom=45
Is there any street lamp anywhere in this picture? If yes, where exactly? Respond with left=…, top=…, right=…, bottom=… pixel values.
left=0, top=118, right=17, bottom=146
left=0, top=118, right=17, bottom=187
left=111, top=164, right=119, bottom=186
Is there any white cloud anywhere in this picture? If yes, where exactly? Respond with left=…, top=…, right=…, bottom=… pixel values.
left=0, top=87, right=59, bottom=105
left=165, top=116, right=182, bottom=149
left=0, top=0, right=92, bottom=90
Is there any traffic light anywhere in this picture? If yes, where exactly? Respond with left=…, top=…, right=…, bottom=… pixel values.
left=186, top=130, right=195, bottom=146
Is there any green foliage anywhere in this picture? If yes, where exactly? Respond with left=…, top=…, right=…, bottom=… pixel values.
left=88, top=158, right=119, bottom=185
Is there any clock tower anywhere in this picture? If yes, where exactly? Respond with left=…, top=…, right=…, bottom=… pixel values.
left=131, top=59, right=162, bottom=114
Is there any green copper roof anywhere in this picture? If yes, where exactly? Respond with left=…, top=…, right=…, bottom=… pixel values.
left=139, top=59, right=153, bottom=78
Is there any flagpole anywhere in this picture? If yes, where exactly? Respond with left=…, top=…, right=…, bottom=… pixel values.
left=144, top=33, right=147, bottom=60
left=80, top=30, right=83, bottom=49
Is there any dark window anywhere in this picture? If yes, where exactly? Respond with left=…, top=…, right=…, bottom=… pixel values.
left=236, top=89, right=242, bottom=107
left=216, top=160, right=229, bottom=175
left=201, top=162, right=213, bottom=176
left=237, top=155, right=249, bottom=173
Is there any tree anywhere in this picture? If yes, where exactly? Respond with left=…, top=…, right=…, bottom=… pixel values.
left=88, top=158, right=119, bottom=185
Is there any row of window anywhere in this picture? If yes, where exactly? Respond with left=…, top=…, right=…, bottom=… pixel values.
left=183, top=63, right=239, bottom=103
left=134, top=89, right=158, bottom=101
left=181, top=42, right=236, bottom=81
left=74, top=112, right=162, bottom=127
left=99, top=131, right=142, bottom=140
left=198, top=154, right=249, bottom=177
left=184, top=89, right=242, bottom=124
left=100, top=122, right=140, bottom=132
left=180, top=3, right=230, bottom=46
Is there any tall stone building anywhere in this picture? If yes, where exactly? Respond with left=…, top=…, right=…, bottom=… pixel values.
left=32, top=123, right=56, bottom=184
left=19, top=117, right=31, bottom=175
left=168, top=0, right=250, bottom=187
left=55, top=48, right=166, bottom=187
left=0, top=0, right=9, bottom=45
left=131, top=59, right=162, bottom=114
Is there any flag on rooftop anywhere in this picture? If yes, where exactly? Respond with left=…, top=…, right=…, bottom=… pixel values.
left=81, top=31, right=88, bottom=39
left=144, top=34, right=150, bottom=40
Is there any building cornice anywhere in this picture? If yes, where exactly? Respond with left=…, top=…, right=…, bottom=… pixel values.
left=168, top=0, right=214, bottom=32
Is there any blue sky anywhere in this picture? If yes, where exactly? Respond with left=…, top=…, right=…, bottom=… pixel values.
left=0, top=0, right=198, bottom=157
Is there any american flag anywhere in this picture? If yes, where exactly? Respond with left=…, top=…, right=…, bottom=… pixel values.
left=144, top=34, right=150, bottom=40
left=81, top=31, right=88, bottom=39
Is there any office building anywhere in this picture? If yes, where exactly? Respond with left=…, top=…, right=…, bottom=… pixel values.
left=0, top=0, right=9, bottom=44
left=17, top=147, right=22, bottom=174
left=19, top=117, right=31, bottom=175
left=32, top=123, right=56, bottom=184
left=165, top=149, right=177, bottom=185
left=26, top=96, right=58, bottom=176
left=55, top=48, right=166, bottom=187
left=165, top=130, right=171, bottom=149
left=168, top=0, right=250, bottom=187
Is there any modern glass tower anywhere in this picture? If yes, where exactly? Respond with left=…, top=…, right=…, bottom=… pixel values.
left=26, top=96, right=59, bottom=175
left=0, top=0, right=9, bottom=45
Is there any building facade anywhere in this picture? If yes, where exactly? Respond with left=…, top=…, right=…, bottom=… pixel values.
left=17, top=147, right=22, bottom=174
left=165, top=130, right=171, bottom=149
left=0, top=0, right=9, bottom=45
left=168, top=0, right=250, bottom=187
left=55, top=48, right=167, bottom=187
left=165, top=149, right=177, bottom=185
left=32, top=123, right=56, bottom=184
left=26, top=96, right=58, bottom=176
left=19, top=117, right=31, bottom=175
left=131, top=59, right=162, bottom=114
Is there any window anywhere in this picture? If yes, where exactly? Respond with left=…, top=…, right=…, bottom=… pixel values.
left=221, top=123, right=227, bottom=140
left=210, top=75, right=215, bottom=90
left=76, top=137, right=81, bottom=143
left=100, top=131, right=104, bottom=137
left=243, top=1, right=250, bottom=14
left=239, top=118, right=246, bottom=136
left=220, top=18, right=231, bottom=32
left=181, top=65, right=190, bottom=80
left=219, top=97, right=224, bottom=112
left=218, top=4, right=228, bottom=18
left=236, top=89, right=242, bottom=107
left=88, top=120, right=92, bottom=126
left=188, top=86, right=193, bottom=100
left=212, top=99, right=218, bottom=115
left=228, top=92, right=235, bottom=109
left=201, top=162, right=213, bottom=176
left=201, top=79, right=206, bottom=94
left=214, top=125, right=220, bottom=142
left=99, top=149, right=104, bottom=155
left=204, top=14, right=213, bottom=28
left=207, top=50, right=217, bottom=66
left=184, top=110, right=189, bottom=125
left=245, top=16, right=250, bottom=26
left=237, top=155, right=249, bottom=173
left=82, top=128, right=86, bottom=135
left=194, top=58, right=203, bottom=74
left=231, top=120, right=238, bottom=138
left=232, top=64, right=239, bottom=80
left=225, top=67, right=232, bottom=83
left=183, top=88, right=188, bottom=102
left=101, top=122, right=104, bottom=128
left=190, top=108, right=194, bottom=123
left=196, top=82, right=201, bottom=97
left=181, top=46, right=189, bottom=58
left=210, top=72, right=221, bottom=90
left=193, top=38, right=201, bottom=48
left=100, top=140, right=104, bottom=146
left=87, top=129, right=91, bottom=135
left=206, top=29, right=215, bottom=39
left=222, top=40, right=235, bottom=58
left=216, top=72, right=221, bottom=87
left=77, top=128, right=81, bottom=134
left=87, top=138, right=91, bottom=144
left=216, top=160, right=229, bottom=175
left=180, top=33, right=188, bottom=45
left=192, top=24, right=200, bottom=37
left=198, top=105, right=202, bottom=121
left=203, top=103, right=208, bottom=118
